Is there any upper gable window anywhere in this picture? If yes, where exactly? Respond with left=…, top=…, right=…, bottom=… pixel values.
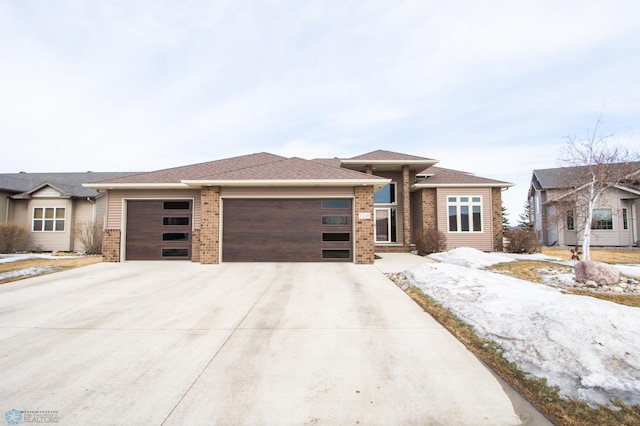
left=33, top=207, right=65, bottom=232
left=374, top=183, right=396, bottom=204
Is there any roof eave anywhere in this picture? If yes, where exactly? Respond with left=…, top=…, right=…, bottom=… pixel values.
left=341, top=159, right=439, bottom=172
left=82, top=183, right=190, bottom=190
left=412, top=183, right=513, bottom=189
left=182, top=179, right=391, bottom=189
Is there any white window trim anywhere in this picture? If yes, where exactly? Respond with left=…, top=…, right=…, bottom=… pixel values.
left=447, top=196, right=483, bottom=233
left=374, top=182, right=397, bottom=205
left=374, top=207, right=395, bottom=243
left=591, top=208, right=614, bottom=231
left=32, top=207, right=66, bottom=232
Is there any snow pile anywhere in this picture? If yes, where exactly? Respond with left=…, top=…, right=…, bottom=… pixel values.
left=429, top=247, right=516, bottom=268
left=0, top=266, right=57, bottom=280
left=615, top=264, right=640, bottom=279
left=408, top=249, right=640, bottom=407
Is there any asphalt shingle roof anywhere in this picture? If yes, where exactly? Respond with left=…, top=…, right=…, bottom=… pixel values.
left=96, top=153, right=385, bottom=184
left=533, top=162, right=640, bottom=189
left=0, top=172, right=138, bottom=197
left=346, top=150, right=436, bottom=162
left=416, top=166, right=511, bottom=186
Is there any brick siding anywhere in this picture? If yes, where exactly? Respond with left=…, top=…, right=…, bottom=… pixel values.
left=191, top=228, right=201, bottom=262
left=402, top=165, right=411, bottom=246
left=354, top=186, right=375, bottom=264
left=421, top=188, right=437, bottom=230
left=200, top=187, right=220, bottom=264
left=102, top=229, right=121, bottom=262
left=492, top=187, right=504, bottom=251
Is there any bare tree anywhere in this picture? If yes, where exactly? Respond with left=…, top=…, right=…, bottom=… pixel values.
left=73, top=221, right=103, bottom=254
left=558, top=118, right=639, bottom=260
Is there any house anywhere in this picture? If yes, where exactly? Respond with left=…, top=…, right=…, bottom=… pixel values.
left=0, top=172, right=137, bottom=252
left=85, top=150, right=512, bottom=264
left=528, top=163, right=640, bottom=247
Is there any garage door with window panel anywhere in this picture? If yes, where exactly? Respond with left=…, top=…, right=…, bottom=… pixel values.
left=125, top=200, right=192, bottom=260
left=222, top=198, right=352, bottom=262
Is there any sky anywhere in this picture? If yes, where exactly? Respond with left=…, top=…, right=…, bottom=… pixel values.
left=1, top=1, right=639, bottom=223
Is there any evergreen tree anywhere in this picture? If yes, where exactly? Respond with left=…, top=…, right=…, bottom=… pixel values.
left=501, top=205, right=510, bottom=234
left=518, top=202, right=533, bottom=231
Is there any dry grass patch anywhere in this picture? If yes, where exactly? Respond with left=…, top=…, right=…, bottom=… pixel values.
left=405, top=287, right=640, bottom=426
left=542, top=247, right=640, bottom=264
left=489, top=260, right=572, bottom=283
left=489, top=260, right=640, bottom=308
left=0, top=256, right=102, bottom=285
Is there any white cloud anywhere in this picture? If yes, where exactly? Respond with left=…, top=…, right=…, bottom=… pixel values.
left=0, top=0, right=637, bottom=199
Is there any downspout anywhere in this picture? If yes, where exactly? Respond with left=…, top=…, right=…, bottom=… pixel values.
left=4, top=196, right=9, bottom=223
left=87, top=197, right=96, bottom=221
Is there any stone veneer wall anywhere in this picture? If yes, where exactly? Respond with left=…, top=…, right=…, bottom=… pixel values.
left=354, top=186, right=375, bottom=264
left=402, top=166, right=411, bottom=246
left=421, top=188, right=437, bottom=230
left=191, top=228, right=201, bottom=262
left=492, top=187, right=504, bottom=251
left=200, top=187, right=220, bottom=264
left=102, top=229, right=121, bottom=262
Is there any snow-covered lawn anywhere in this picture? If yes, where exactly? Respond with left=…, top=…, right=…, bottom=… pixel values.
left=0, top=253, right=82, bottom=282
left=0, top=253, right=81, bottom=264
left=406, top=248, right=640, bottom=408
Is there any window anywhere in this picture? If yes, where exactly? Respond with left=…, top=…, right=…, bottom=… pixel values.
left=322, top=249, right=350, bottom=259
left=322, top=232, right=350, bottom=242
left=591, top=209, right=613, bottom=230
left=163, top=217, right=189, bottom=226
left=566, top=211, right=575, bottom=231
left=162, top=233, right=189, bottom=241
left=447, top=196, right=482, bottom=232
left=623, top=208, right=628, bottom=230
left=162, top=248, right=189, bottom=257
left=322, top=216, right=350, bottom=225
left=163, top=201, right=190, bottom=210
left=374, top=183, right=396, bottom=204
left=32, top=207, right=65, bottom=232
left=321, top=199, right=351, bottom=209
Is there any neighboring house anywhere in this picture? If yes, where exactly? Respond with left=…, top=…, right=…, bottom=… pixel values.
left=0, top=172, right=137, bottom=252
left=528, top=163, right=640, bottom=247
left=85, top=150, right=512, bottom=264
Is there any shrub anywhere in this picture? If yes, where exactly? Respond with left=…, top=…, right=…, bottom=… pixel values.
left=0, top=222, right=28, bottom=254
left=505, top=229, right=540, bottom=254
left=414, top=228, right=447, bottom=255
left=74, top=221, right=103, bottom=254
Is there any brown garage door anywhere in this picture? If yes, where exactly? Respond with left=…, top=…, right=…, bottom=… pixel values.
left=223, top=199, right=352, bottom=262
left=125, top=200, right=192, bottom=260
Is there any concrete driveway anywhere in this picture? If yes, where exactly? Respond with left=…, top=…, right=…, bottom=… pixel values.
left=0, top=261, right=521, bottom=425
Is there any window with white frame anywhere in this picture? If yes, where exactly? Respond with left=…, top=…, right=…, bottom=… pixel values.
left=33, top=207, right=66, bottom=232
left=566, top=210, right=575, bottom=231
left=447, top=196, right=482, bottom=232
left=374, top=183, right=397, bottom=242
left=591, top=209, right=613, bottom=230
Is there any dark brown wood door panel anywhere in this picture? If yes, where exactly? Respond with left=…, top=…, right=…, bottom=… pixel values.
left=223, top=199, right=352, bottom=262
left=125, top=200, right=192, bottom=260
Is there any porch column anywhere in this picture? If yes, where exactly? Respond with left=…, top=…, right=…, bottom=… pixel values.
left=402, top=165, right=411, bottom=246
left=200, top=186, right=220, bottom=264
left=354, top=186, right=375, bottom=264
